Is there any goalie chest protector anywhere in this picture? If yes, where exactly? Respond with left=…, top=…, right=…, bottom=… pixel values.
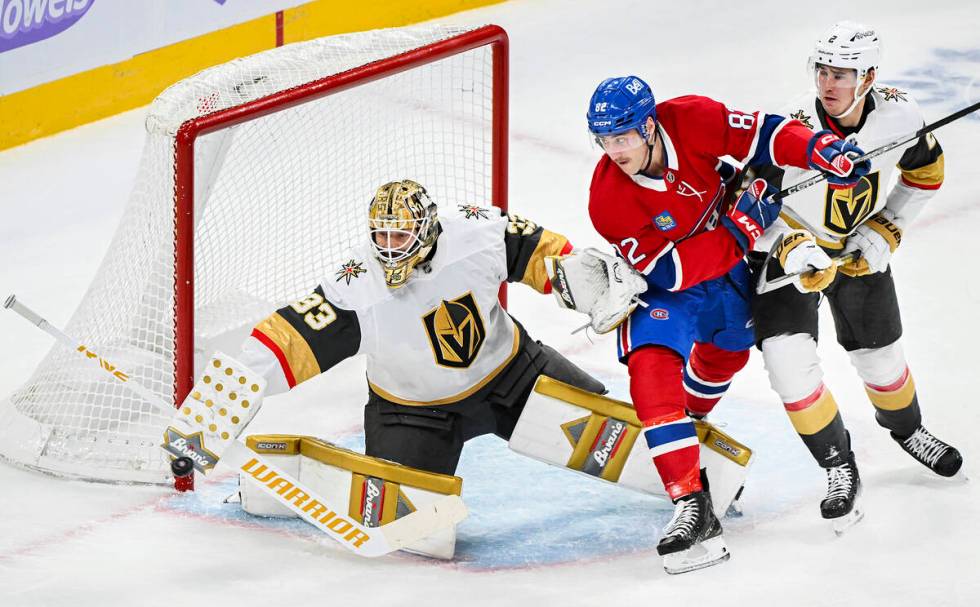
left=323, top=206, right=518, bottom=406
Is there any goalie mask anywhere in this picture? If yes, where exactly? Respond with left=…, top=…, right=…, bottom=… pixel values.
left=368, top=180, right=440, bottom=289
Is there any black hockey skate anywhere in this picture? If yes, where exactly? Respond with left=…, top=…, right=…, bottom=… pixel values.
left=892, top=425, right=963, bottom=478
left=657, top=489, right=730, bottom=574
left=821, top=451, right=863, bottom=536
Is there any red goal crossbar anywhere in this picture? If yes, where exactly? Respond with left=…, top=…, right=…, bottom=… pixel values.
left=172, top=25, right=509, bottom=407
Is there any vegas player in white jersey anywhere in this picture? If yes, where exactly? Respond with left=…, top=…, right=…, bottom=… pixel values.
left=750, top=21, right=963, bottom=531
left=235, top=180, right=604, bottom=474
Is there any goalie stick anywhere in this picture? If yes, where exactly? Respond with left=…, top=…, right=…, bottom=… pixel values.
left=778, top=99, right=980, bottom=199
left=3, top=294, right=467, bottom=558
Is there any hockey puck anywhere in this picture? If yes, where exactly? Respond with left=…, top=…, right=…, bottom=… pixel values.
left=170, top=456, right=194, bottom=478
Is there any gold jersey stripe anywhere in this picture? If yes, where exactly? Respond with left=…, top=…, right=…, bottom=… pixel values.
left=786, top=390, right=840, bottom=435
left=254, top=313, right=321, bottom=385
left=865, top=374, right=917, bottom=411
left=522, top=230, right=570, bottom=293
left=900, top=154, right=945, bottom=187
left=368, top=323, right=520, bottom=407
left=245, top=434, right=462, bottom=495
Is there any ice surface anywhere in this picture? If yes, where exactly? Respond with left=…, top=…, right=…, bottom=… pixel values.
left=2, top=0, right=979, bottom=605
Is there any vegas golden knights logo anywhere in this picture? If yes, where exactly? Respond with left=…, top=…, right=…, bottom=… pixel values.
left=824, top=172, right=880, bottom=236
left=422, top=292, right=486, bottom=368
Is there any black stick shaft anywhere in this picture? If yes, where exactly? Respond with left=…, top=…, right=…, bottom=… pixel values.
left=778, top=99, right=980, bottom=198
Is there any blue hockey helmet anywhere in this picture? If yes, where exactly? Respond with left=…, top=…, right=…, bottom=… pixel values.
left=587, top=76, right=657, bottom=139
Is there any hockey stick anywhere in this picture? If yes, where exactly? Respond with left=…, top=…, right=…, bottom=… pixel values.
left=3, top=294, right=467, bottom=558
left=778, top=99, right=980, bottom=198
left=755, top=251, right=858, bottom=295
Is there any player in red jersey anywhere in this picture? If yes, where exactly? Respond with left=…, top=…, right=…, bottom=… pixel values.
left=586, top=75, right=869, bottom=574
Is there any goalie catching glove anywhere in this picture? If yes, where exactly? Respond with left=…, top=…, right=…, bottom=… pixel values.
left=775, top=230, right=838, bottom=293
left=162, top=352, right=267, bottom=473
left=544, top=248, right=648, bottom=334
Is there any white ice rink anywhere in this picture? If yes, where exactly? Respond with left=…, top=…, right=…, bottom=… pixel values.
left=2, top=0, right=979, bottom=605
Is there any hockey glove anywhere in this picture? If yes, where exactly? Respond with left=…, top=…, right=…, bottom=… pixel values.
left=721, top=178, right=781, bottom=253
left=839, top=210, right=902, bottom=276
left=807, top=131, right=871, bottom=190
left=162, top=352, right=267, bottom=474
left=775, top=230, right=838, bottom=292
left=545, top=248, right=648, bottom=334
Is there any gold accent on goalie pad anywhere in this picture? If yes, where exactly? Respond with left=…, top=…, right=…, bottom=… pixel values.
left=695, top=421, right=753, bottom=467
left=254, top=313, right=321, bottom=384
left=538, top=377, right=753, bottom=469
left=536, top=376, right=641, bottom=425
left=562, top=414, right=641, bottom=482
left=865, top=374, right=917, bottom=411
left=245, top=434, right=462, bottom=496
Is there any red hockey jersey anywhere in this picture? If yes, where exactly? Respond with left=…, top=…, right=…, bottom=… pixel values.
left=589, top=95, right=814, bottom=291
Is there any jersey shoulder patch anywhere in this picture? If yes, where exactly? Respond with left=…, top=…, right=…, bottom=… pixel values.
left=456, top=203, right=495, bottom=220
left=319, top=245, right=390, bottom=311
left=789, top=108, right=815, bottom=130
left=875, top=85, right=910, bottom=103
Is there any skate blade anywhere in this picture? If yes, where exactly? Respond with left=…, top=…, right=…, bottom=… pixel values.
left=831, top=506, right=865, bottom=536
left=662, top=536, right=731, bottom=575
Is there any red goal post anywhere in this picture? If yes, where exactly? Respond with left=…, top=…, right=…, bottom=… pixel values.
left=173, top=24, right=510, bottom=409
left=0, top=24, right=509, bottom=484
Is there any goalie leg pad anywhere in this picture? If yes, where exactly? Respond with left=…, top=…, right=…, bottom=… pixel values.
left=162, top=352, right=267, bottom=474
left=240, top=435, right=464, bottom=559
left=508, top=377, right=753, bottom=518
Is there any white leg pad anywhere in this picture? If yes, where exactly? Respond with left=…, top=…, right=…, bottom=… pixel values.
left=509, top=377, right=754, bottom=518
left=239, top=435, right=462, bottom=560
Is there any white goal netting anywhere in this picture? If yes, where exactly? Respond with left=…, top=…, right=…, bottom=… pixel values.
left=0, top=24, right=502, bottom=483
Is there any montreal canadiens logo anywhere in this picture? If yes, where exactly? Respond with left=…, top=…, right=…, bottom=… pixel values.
left=650, top=308, right=669, bottom=320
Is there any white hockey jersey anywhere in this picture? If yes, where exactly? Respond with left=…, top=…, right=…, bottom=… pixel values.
left=240, top=205, right=570, bottom=406
left=754, top=84, right=944, bottom=253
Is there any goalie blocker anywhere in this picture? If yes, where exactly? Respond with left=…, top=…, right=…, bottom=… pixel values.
left=509, top=377, right=752, bottom=518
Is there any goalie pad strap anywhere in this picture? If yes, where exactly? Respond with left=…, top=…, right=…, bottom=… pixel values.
left=245, top=435, right=462, bottom=495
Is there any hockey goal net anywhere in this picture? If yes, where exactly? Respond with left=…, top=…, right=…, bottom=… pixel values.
left=0, top=24, right=508, bottom=484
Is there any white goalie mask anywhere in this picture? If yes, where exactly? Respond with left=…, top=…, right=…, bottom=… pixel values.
left=807, top=21, right=880, bottom=119
left=368, top=180, right=440, bottom=289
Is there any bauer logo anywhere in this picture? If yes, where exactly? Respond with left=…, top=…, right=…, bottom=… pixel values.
left=0, top=0, right=95, bottom=54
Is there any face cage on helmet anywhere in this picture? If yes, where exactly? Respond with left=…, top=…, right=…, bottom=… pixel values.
left=369, top=215, right=430, bottom=267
